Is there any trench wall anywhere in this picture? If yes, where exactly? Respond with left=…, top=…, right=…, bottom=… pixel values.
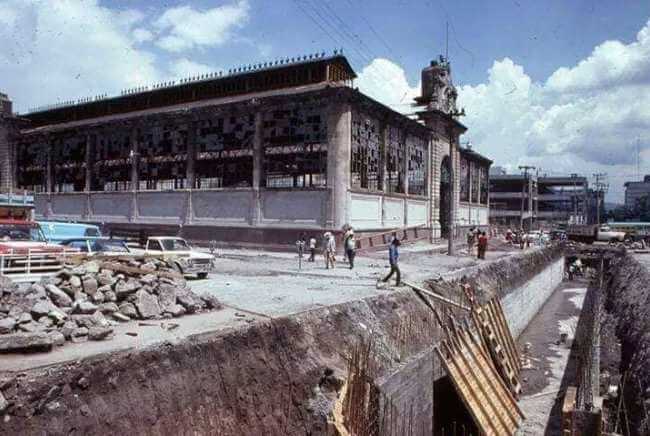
left=601, top=254, right=650, bottom=436
left=0, top=247, right=564, bottom=436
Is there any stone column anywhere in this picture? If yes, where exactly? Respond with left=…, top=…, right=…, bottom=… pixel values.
left=46, top=140, right=53, bottom=194
left=130, top=128, right=139, bottom=191
left=0, top=117, right=14, bottom=192
left=402, top=131, right=410, bottom=227
left=129, top=127, right=139, bottom=223
left=326, top=103, right=352, bottom=230
left=403, top=131, right=409, bottom=196
left=84, top=133, right=94, bottom=192
left=380, top=122, right=388, bottom=192
left=251, top=110, right=264, bottom=225
left=186, top=121, right=196, bottom=189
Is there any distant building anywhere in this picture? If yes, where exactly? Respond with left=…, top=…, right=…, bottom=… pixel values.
left=489, top=173, right=536, bottom=230
left=489, top=172, right=597, bottom=229
left=624, top=175, right=650, bottom=209
left=489, top=166, right=507, bottom=176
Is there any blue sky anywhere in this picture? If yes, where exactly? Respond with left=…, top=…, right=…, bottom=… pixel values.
left=2, top=0, right=650, bottom=202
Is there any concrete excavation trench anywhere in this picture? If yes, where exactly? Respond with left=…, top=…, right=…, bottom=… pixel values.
left=1, top=244, right=648, bottom=435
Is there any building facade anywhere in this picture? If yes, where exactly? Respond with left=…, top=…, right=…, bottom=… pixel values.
left=490, top=172, right=599, bottom=229
left=624, top=175, right=650, bottom=209
left=1, top=54, right=489, bottom=245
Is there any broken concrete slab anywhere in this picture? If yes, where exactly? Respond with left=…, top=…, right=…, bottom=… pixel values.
left=0, top=332, right=53, bottom=353
left=45, top=285, right=73, bottom=307
left=134, top=290, right=161, bottom=319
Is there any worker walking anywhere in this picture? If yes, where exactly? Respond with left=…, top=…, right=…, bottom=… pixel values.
left=344, top=230, right=356, bottom=269
left=382, top=238, right=401, bottom=286
left=466, top=227, right=476, bottom=256
left=324, top=232, right=336, bottom=269
left=477, top=231, right=488, bottom=259
left=308, top=235, right=317, bottom=262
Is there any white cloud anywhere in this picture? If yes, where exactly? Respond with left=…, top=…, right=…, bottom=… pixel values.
left=133, top=28, right=154, bottom=43
left=0, top=0, right=161, bottom=112
left=0, top=0, right=257, bottom=113
left=356, top=58, right=420, bottom=112
left=169, top=58, right=219, bottom=79
left=154, top=1, right=250, bottom=52
left=357, top=19, right=650, bottom=202
left=546, top=19, right=650, bottom=93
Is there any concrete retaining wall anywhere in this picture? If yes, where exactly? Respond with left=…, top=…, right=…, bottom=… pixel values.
left=500, top=257, right=564, bottom=338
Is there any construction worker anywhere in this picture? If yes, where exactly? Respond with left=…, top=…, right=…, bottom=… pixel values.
left=308, top=235, right=317, bottom=262
left=344, top=230, right=356, bottom=269
left=466, top=227, right=476, bottom=256
left=382, top=238, right=401, bottom=286
left=477, top=231, right=488, bottom=259
left=324, top=232, right=336, bottom=269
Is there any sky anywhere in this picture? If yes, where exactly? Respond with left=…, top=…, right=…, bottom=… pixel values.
left=2, top=0, right=650, bottom=203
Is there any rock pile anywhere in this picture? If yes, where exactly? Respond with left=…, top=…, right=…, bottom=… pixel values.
left=0, top=258, right=222, bottom=353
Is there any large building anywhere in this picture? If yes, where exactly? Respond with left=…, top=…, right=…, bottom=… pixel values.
left=0, top=53, right=490, bottom=245
left=489, top=172, right=601, bottom=229
left=624, top=175, right=650, bottom=209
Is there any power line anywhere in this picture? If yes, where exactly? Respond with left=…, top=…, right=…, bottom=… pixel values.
left=342, top=0, right=397, bottom=57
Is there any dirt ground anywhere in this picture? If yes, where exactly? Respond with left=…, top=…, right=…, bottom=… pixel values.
left=1, top=239, right=522, bottom=373
left=516, top=280, right=588, bottom=436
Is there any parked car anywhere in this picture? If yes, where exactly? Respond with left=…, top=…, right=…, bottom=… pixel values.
left=131, top=236, right=214, bottom=279
left=59, top=238, right=131, bottom=256
left=38, top=221, right=102, bottom=244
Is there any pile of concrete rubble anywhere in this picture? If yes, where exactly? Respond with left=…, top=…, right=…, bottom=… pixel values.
left=0, top=258, right=221, bottom=353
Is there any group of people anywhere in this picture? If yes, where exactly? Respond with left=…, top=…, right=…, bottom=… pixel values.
left=298, top=228, right=357, bottom=270
left=296, top=228, right=402, bottom=286
left=505, top=228, right=531, bottom=249
left=466, top=227, right=489, bottom=260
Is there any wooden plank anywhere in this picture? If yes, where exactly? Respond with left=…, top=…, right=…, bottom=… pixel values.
left=494, top=298, right=522, bottom=372
left=479, top=302, right=522, bottom=397
left=437, top=326, right=524, bottom=436
left=486, top=300, right=519, bottom=377
left=404, top=281, right=471, bottom=311
left=460, top=326, right=522, bottom=429
left=452, top=331, right=513, bottom=435
left=465, top=325, right=525, bottom=421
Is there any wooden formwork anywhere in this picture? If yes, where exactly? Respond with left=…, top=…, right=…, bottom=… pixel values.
left=436, top=323, right=524, bottom=436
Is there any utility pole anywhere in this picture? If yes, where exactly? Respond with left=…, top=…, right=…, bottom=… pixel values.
left=571, top=173, right=579, bottom=224
left=593, top=173, right=608, bottom=226
left=518, top=165, right=536, bottom=231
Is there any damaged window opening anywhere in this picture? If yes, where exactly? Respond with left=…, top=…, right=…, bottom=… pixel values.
left=407, top=135, right=427, bottom=196
left=262, top=104, right=328, bottom=189
left=138, top=124, right=188, bottom=191
left=16, top=141, right=47, bottom=192
left=52, top=135, right=86, bottom=192
left=480, top=165, right=489, bottom=205
left=460, top=156, right=470, bottom=202
left=92, top=132, right=131, bottom=191
left=386, top=126, right=405, bottom=194
left=351, top=113, right=381, bottom=191
left=195, top=111, right=255, bottom=188
left=470, top=161, right=479, bottom=203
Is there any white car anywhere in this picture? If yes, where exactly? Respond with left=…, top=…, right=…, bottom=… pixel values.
left=139, top=237, right=214, bottom=279
left=59, top=238, right=132, bottom=256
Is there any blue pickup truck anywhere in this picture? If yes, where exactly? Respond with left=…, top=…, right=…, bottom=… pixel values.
left=38, top=221, right=102, bottom=244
